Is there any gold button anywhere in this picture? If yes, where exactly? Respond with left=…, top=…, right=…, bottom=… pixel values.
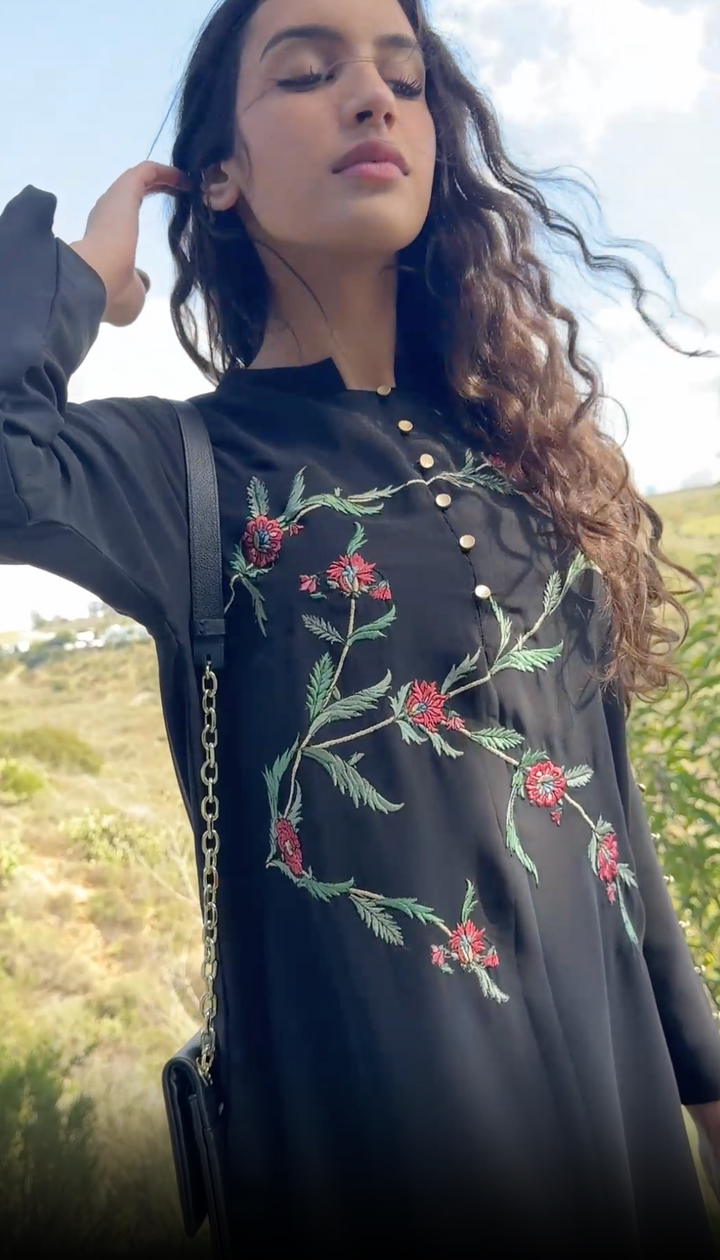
left=397, top=419, right=414, bottom=433
left=474, top=584, right=491, bottom=600
left=435, top=493, right=452, bottom=510
left=459, top=534, right=476, bottom=553
left=419, top=453, right=435, bottom=471
left=377, top=384, right=393, bottom=397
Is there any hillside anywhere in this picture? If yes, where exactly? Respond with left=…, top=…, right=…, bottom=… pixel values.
left=0, top=481, right=718, bottom=1253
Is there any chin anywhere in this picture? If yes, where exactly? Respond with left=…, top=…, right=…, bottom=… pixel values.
left=308, top=209, right=427, bottom=256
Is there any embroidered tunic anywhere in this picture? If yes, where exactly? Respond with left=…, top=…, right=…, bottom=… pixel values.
left=2, top=187, right=720, bottom=1251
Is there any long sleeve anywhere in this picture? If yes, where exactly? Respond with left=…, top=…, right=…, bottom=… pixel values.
left=0, top=186, right=190, bottom=636
left=603, top=680, right=720, bottom=1105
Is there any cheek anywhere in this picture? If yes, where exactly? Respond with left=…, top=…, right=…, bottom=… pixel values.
left=240, top=102, right=328, bottom=211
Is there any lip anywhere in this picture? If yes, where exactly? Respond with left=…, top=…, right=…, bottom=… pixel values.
left=331, top=140, right=409, bottom=176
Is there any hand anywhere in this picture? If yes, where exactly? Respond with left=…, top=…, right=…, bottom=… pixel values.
left=68, top=162, right=191, bottom=328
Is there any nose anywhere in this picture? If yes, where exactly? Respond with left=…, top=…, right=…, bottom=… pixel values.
left=338, top=60, right=399, bottom=132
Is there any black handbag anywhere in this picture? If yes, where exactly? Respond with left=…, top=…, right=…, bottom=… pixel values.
left=161, top=400, right=232, bottom=1257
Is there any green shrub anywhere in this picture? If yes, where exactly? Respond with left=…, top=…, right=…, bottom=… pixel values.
left=0, top=832, right=25, bottom=886
left=60, top=809, right=155, bottom=865
left=0, top=1045, right=98, bottom=1249
left=0, top=759, right=46, bottom=804
left=0, top=726, right=102, bottom=775
left=628, top=553, right=720, bottom=1012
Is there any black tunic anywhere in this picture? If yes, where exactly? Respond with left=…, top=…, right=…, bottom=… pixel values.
left=2, top=186, right=720, bottom=1252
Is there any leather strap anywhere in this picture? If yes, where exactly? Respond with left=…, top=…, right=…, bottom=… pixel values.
left=172, top=400, right=226, bottom=671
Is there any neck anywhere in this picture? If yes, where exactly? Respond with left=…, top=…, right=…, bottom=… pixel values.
left=249, top=242, right=399, bottom=391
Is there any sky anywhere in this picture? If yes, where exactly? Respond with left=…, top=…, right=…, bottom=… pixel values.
left=0, top=0, right=719, bottom=631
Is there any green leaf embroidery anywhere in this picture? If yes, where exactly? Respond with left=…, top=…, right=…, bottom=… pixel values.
left=441, top=647, right=483, bottom=695
left=240, top=575, right=269, bottom=636
left=350, top=895, right=405, bottom=946
left=397, top=718, right=427, bottom=746
left=347, top=605, right=397, bottom=646
left=461, top=879, right=478, bottom=923
left=564, top=765, right=594, bottom=789
left=506, top=780, right=539, bottom=884
left=247, top=476, right=270, bottom=519
left=617, top=862, right=638, bottom=891
left=488, top=598, right=513, bottom=658
left=427, top=729, right=464, bottom=759
left=346, top=522, right=367, bottom=556
left=304, top=747, right=403, bottom=814
left=302, top=614, right=345, bottom=645
left=307, top=654, right=335, bottom=720
left=473, top=965, right=511, bottom=1003
left=308, top=671, right=393, bottom=736
left=389, top=683, right=411, bottom=718
left=301, top=492, right=386, bottom=518
left=562, top=550, right=593, bottom=595
left=617, top=882, right=639, bottom=946
left=493, top=644, right=564, bottom=675
left=464, top=726, right=526, bottom=752
left=286, top=784, right=303, bottom=831
left=283, top=469, right=306, bottom=521
left=291, top=870, right=356, bottom=901
left=369, top=895, right=443, bottom=928
left=543, top=571, right=563, bottom=618
left=263, top=742, right=299, bottom=830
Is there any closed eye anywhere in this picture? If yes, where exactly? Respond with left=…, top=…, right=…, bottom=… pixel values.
left=275, top=70, right=424, bottom=100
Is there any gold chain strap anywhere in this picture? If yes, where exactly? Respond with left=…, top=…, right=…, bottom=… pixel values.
left=198, top=662, right=220, bottom=1084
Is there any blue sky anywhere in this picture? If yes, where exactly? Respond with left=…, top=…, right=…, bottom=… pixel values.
left=1, top=0, right=719, bottom=630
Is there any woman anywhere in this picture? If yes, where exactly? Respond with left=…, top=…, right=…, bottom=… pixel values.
left=1, top=0, right=719, bottom=1250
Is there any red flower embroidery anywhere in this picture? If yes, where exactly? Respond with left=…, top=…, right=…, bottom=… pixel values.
left=444, top=714, right=466, bottom=732
left=488, top=454, right=507, bottom=469
left=606, top=883, right=617, bottom=904
left=597, top=834, right=619, bottom=885
left=242, top=515, right=284, bottom=569
left=550, top=808, right=563, bottom=827
left=370, top=580, right=392, bottom=601
left=288, top=522, right=303, bottom=537
left=525, top=760, right=567, bottom=809
left=406, top=680, right=447, bottom=732
left=483, top=947, right=500, bottom=969
left=327, top=553, right=377, bottom=595
left=276, top=818, right=303, bottom=876
left=448, top=921, right=486, bottom=967
left=299, top=575, right=318, bottom=594
left=430, top=945, right=446, bottom=968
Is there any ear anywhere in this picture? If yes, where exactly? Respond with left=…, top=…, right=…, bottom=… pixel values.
left=202, top=158, right=245, bottom=214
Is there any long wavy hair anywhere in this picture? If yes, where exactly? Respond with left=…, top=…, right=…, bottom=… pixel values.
left=167, top=0, right=716, bottom=710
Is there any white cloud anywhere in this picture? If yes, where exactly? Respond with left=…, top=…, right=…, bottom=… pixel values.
left=434, top=0, right=714, bottom=149
left=702, top=269, right=720, bottom=303
left=591, top=304, right=720, bottom=493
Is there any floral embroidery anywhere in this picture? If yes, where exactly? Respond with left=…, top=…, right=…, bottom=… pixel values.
left=327, top=552, right=377, bottom=595
left=258, top=508, right=637, bottom=967
left=525, top=760, right=567, bottom=809
left=430, top=883, right=508, bottom=1002
left=242, top=514, right=284, bottom=569
left=406, top=681, right=447, bottom=732
left=228, top=450, right=521, bottom=633
left=277, top=818, right=303, bottom=876
left=370, top=580, right=392, bottom=601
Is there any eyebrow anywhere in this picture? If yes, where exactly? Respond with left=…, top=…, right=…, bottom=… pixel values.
left=259, top=24, right=421, bottom=62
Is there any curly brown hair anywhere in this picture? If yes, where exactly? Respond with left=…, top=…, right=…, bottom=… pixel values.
left=166, top=0, right=717, bottom=711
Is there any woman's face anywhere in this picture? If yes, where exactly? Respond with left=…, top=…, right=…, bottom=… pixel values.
left=209, top=0, right=437, bottom=258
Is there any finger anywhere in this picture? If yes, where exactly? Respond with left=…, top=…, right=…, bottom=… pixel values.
left=135, top=161, right=193, bottom=192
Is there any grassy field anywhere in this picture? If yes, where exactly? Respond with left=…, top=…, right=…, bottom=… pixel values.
left=0, top=480, right=718, bottom=1251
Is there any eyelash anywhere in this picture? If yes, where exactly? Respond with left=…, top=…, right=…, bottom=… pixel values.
left=276, top=71, right=424, bottom=100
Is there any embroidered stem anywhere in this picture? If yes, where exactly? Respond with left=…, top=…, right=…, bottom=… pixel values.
left=311, top=714, right=398, bottom=751
left=284, top=596, right=357, bottom=815
left=447, top=671, right=494, bottom=701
